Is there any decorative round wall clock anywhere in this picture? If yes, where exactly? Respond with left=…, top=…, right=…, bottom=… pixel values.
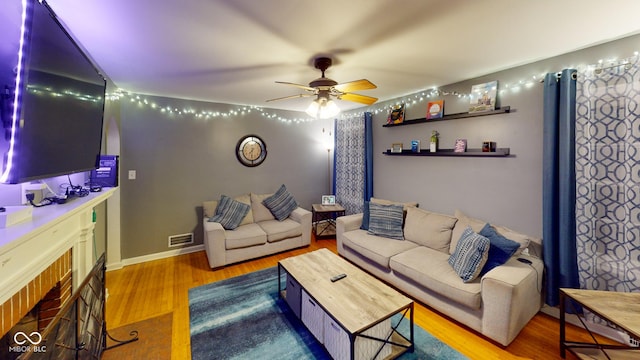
left=236, top=134, right=267, bottom=167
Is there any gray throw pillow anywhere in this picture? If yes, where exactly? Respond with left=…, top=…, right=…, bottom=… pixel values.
left=209, top=195, right=251, bottom=230
left=262, top=184, right=298, bottom=221
left=448, top=226, right=490, bottom=282
left=367, top=202, right=404, bottom=240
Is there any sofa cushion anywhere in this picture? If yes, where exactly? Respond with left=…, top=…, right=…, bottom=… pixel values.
left=479, top=223, right=521, bottom=275
left=225, top=223, right=267, bottom=249
left=342, top=229, right=419, bottom=269
left=203, top=200, right=218, bottom=218
left=251, top=192, right=276, bottom=222
left=390, top=246, right=483, bottom=309
left=262, top=184, right=298, bottom=221
left=370, top=197, right=419, bottom=211
left=258, top=218, right=302, bottom=243
left=404, top=207, right=457, bottom=253
left=450, top=210, right=487, bottom=254
left=448, top=226, right=490, bottom=283
left=367, top=203, right=404, bottom=240
left=492, top=224, right=532, bottom=255
left=209, top=195, right=251, bottom=230
left=234, top=194, right=254, bottom=226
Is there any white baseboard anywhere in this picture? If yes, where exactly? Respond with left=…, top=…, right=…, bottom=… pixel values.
left=541, top=305, right=629, bottom=344
left=106, top=244, right=205, bottom=271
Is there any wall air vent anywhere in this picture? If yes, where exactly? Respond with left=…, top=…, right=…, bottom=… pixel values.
left=168, top=233, right=194, bottom=247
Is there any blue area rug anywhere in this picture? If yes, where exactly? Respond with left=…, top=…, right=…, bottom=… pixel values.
left=189, top=266, right=467, bottom=360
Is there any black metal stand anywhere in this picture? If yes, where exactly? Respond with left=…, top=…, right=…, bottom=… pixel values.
left=101, top=256, right=139, bottom=353
left=104, top=329, right=139, bottom=350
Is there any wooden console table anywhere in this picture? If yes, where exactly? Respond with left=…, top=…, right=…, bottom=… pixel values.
left=560, top=288, right=640, bottom=359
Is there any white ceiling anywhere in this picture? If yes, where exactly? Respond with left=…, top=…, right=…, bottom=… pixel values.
left=48, top=0, right=640, bottom=113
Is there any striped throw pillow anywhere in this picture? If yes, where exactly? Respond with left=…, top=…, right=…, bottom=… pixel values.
left=448, top=226, right=490, bottom=282
left=209, top=195, right=251, bottom=230
left=367, top=202, right=404, bottom=240
left=262, top=184, right=298, bottom=221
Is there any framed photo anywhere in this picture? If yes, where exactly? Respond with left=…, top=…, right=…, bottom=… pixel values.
left=426, top=100, right=444, bottom=119
left=391, top=143, right=403, bottom=153
left=321, top=195, right=336, bottom=205
left=454, top=139, right=467, bottom=153
left=469, top=81, right=498, bottom=113
left=387, top=104, right=405, bottom=124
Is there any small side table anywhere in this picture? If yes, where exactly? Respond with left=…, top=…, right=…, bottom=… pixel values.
left=560, top=288, right=640, bottom=359
left=311, top=203, right=345, bottom=240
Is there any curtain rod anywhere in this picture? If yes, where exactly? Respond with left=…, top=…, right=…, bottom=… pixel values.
left=539, top=71, right=578, bottom=83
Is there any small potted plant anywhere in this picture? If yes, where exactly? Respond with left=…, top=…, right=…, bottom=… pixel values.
left=430, top=130, right=439, bottom=152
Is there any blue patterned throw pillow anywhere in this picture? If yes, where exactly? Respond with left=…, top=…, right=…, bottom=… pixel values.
left=209, top=195, right=250, bottom=230
left=262, top=184, right=298, bottom=221
left=448, top=226, right=490, bottom=282
left=360, top=201, right=370, bottom=230
left=367, top=202, right=404, bottom=240
left=479, top=223, right=521, bottom=275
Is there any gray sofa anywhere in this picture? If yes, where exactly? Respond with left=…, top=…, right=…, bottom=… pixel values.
left=336, top=199, right=544, bottom=346
left=203, top=192, right=311, bottom=268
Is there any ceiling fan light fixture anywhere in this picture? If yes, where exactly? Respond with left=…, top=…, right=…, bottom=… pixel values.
left=319, top=99, right=340, bottom=119
left=305, top=99, right=320, bottom=117
left=305, top=97, right=340, bottom=119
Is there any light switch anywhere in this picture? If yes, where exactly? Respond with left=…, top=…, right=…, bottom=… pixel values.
left=128, top=170, right=136, bottom=180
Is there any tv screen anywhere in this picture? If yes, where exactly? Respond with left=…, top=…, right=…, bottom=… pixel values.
left=0, top=0, right=106, bottom=184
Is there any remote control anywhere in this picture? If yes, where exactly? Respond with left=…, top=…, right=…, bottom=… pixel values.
left=330, top=273, right=347, bottom=282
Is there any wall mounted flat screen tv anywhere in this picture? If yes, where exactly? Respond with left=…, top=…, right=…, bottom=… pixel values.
left=0, top=0, right=106, bottom=184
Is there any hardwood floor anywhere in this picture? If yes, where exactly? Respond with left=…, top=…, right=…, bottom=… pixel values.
left=105, top=238, right=611, bottom=359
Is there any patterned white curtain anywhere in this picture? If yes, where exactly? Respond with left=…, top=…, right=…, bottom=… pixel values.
left=575, top=56, right=640, bottom=297
left=334, top=116, right=365, bottom=215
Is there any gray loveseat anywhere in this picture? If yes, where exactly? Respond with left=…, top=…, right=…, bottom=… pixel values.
left=203, top=189, right=311, bottom=269
left=336, top=198, right=543, bottom=346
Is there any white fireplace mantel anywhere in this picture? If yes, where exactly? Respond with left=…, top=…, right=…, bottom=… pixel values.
left=0, top=188, right=116, bottom=305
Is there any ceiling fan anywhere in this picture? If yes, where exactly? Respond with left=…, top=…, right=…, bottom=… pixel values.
left=266, top=56, right=378, bottom=118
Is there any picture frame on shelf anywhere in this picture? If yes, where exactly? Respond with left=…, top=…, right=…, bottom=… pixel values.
left=411, top=140, right=421, bottom=152
left=454, top=139, right=467, bottom=152
left=426, top=100, right=444, bottom=119
left=391, top=143, right=403, bottom=153
left=387, top=104, right=405, bottom=124
left=469, top=81, right=497, bottom=113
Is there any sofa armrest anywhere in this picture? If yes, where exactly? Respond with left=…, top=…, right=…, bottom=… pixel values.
left=336, top=213, right=363, bottom=253
left=480, top=255, right=544, bottom=345
left=289, top=207, right=312, bottom=245
left=203, top=219, right=227, bottom=268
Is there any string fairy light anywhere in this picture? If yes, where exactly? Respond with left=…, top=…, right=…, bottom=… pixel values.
left=105, top=51, right=640, bottom=123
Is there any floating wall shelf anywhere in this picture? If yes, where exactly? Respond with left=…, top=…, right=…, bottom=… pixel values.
left=383, top=148, right=512, bottom=157
left=382, top=106, right=511, bottom=127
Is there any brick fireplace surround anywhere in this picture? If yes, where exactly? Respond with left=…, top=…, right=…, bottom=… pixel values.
left=0, top=189, right=115, bottom=339
left=0, top=250, right=72, bottom=336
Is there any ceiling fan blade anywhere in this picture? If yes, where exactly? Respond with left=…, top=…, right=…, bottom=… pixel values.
left=275, top=81, right=316, bottom=92
left=339, top=93, right=378, bottom=105
left=333, top=79, right=377, bottom=93
left=266, top=93, right=314, bottom=102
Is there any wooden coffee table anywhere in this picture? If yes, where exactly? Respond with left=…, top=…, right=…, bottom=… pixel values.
left=278, top=248, right=414, bottom=359
left=560, top=288, right=640, bottom=359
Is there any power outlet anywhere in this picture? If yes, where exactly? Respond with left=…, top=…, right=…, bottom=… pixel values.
left=630, top=336, right=639, bottom=347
